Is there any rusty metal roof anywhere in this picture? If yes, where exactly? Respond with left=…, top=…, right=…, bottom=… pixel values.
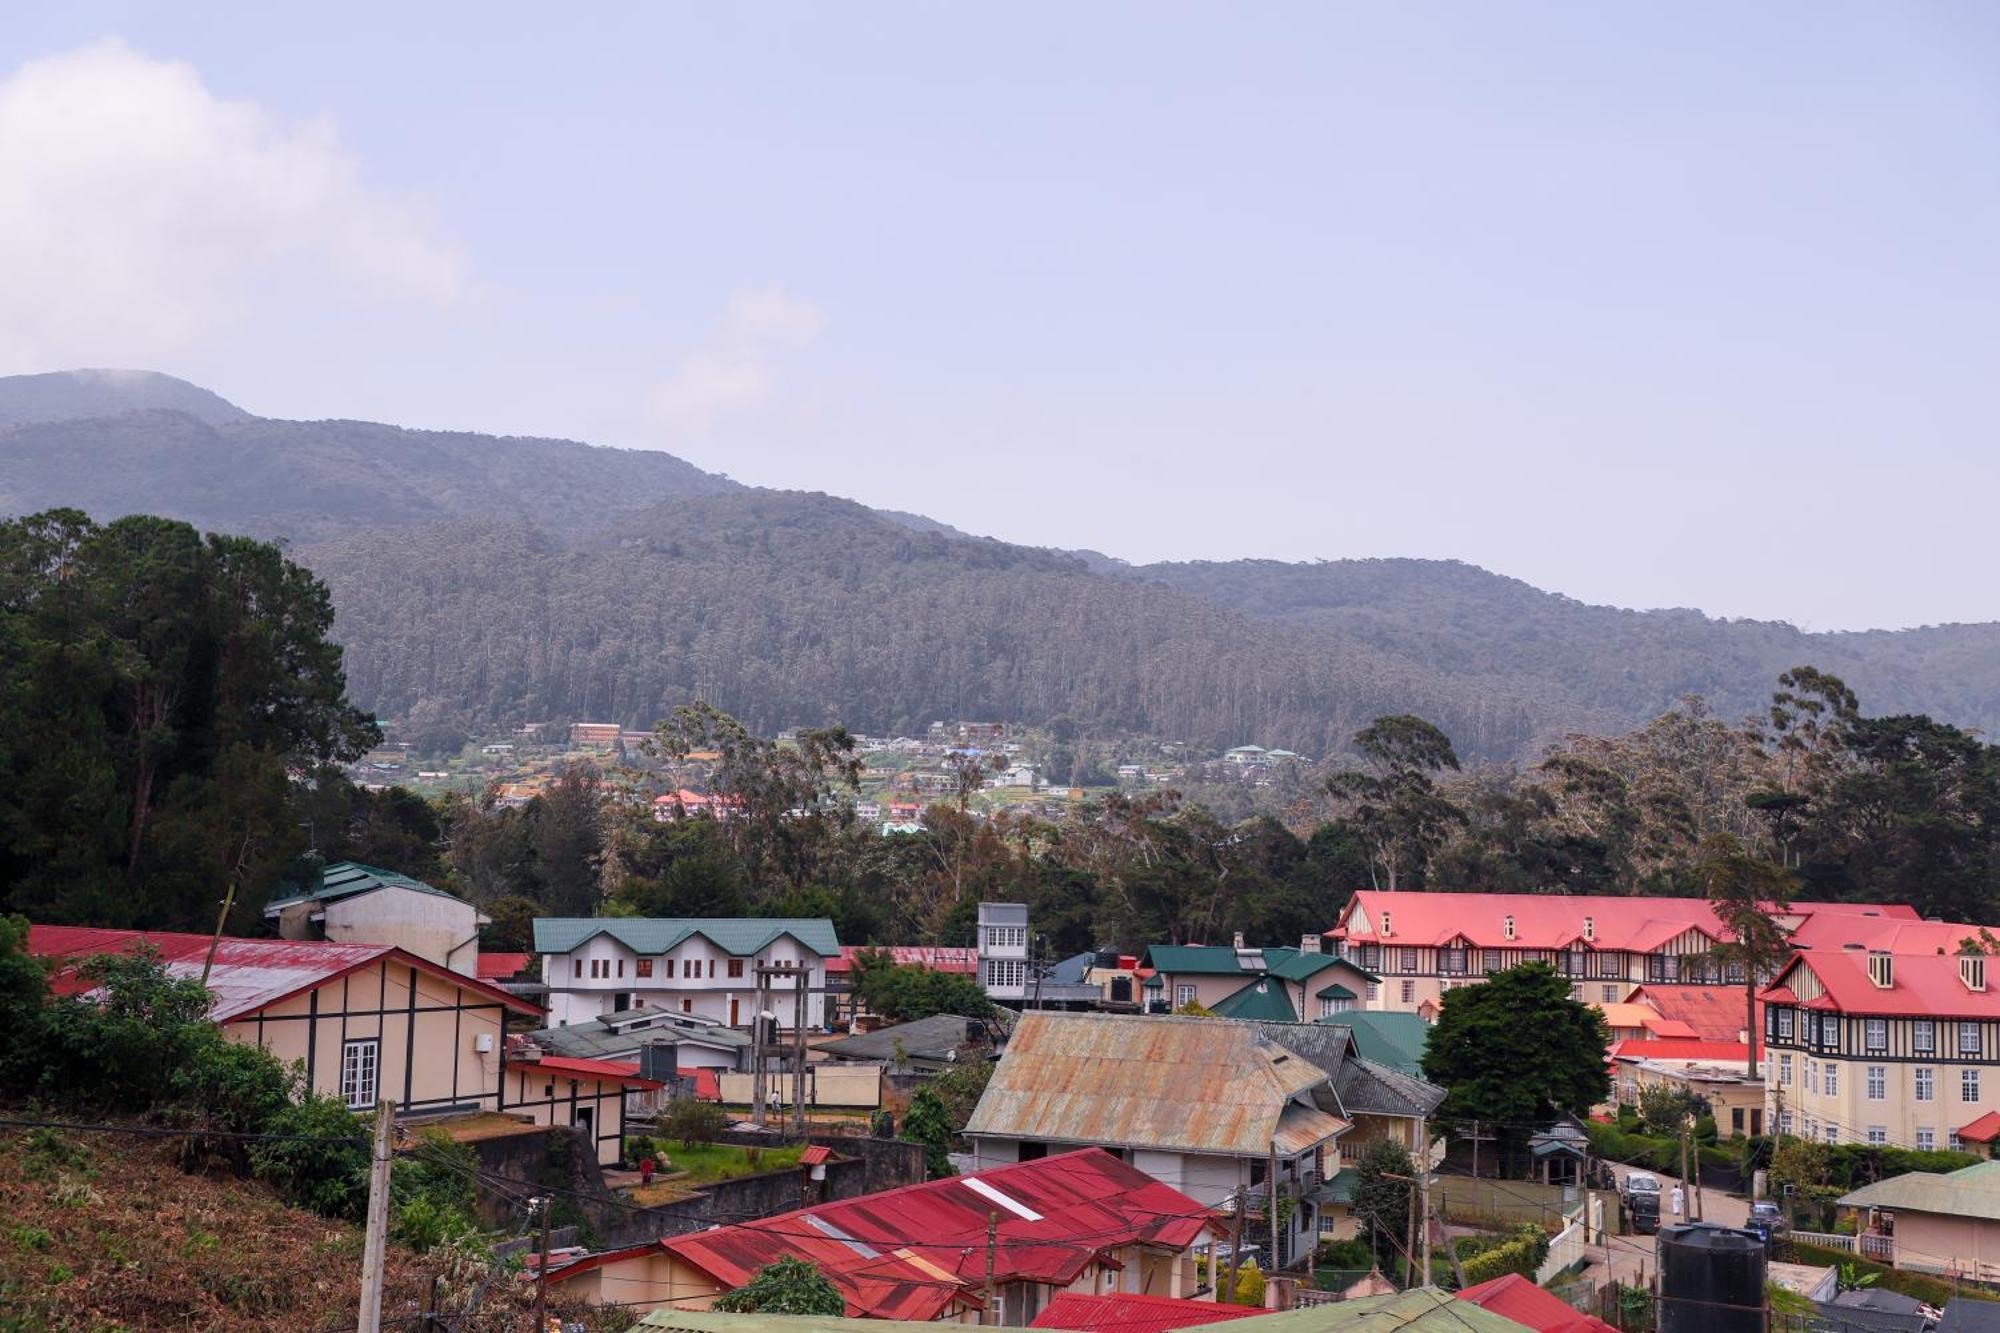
left=963, top=1012, right=1343, bottom=1157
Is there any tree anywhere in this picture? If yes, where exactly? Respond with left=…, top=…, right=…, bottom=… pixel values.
left=663, top=1097, right=727, bottom=1149
left=903, top=1084, right=958, bottom=1178
left=1421, top=963, right=1610, bottom=1173
left=1700, top=833, right=1798, bottom=1080
left=851, top=952, right=993, bottom=1023
left=713, top=1257, right=846, bottom=1315
left=1326, top=715, right=1464, bottom=890
left=1351, top=1137, right=1415, bottom=1268
left=1636, top=1084, right=1700, bottom=1139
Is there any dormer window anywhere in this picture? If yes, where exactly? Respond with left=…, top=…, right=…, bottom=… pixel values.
left=1964, top=957, right=1988, bottom=992
left=1503, top=915, right=1516, bottom=941
left=1380, top=912, right=1392, bottom=938
left=1582, top=917, right=1595, bottom=942
left=1867, top=952, right=1894, bottom=990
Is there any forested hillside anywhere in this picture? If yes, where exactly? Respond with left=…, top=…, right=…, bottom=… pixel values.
left=7, top=369, right=2000, bottom=759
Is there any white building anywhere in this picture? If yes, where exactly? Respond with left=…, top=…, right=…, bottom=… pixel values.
left=979, top=901, right=1032, bottom=1001
left=532, top=917, right=840, bottom=1030
left=264, top=860, right=488, bottom=974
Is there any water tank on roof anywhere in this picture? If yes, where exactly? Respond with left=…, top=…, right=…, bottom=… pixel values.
left=1658, top=1223, right=1765, bottom=1333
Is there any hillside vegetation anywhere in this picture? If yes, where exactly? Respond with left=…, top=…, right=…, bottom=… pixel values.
left=7, top=369, right=2000, bottom=758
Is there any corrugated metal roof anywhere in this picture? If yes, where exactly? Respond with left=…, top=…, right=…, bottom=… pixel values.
left=262, top=860, right=467, bottom=912
left=963, top=1012, right=1339, bottom=1157
left=1457, top=1274, right=1619, bottom=1333
left=513, top=1055, right=663, bottom=1089
left=1316, top=1012, right=1432, bottom=1076
left=532, top=917, right=840, bottom=958
left=1182, top=1288, right=1532, bottom=1333
left=827, top=945, right=978, bottom=975
left=25, top=925, right=542, bottom=1021
left=1841, top=1161, right=2000, bottom=1220
left=1030, top=1292, right=1265, bottom=1333
left=1211, top=978, right=1298, bottom=1023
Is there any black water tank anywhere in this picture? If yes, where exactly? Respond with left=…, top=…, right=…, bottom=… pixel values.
left=1658, top=1223, right=1766, bottom=1333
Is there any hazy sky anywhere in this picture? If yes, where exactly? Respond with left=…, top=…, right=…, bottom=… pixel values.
left=5, top=4, right=1998, bottom=631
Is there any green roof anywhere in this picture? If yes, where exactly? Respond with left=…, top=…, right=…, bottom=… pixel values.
left=1263, top=947, right=1379, bottom=984
left=1182, top=1289, right=1530, bottom=1333
left=1142, top=944, right=1255, bottom=976
left=1211, top=977, right=1299, bottom=1022
left=264, top=860, right=466, bottom=913
left=1841, top=1159, right=2000, bottom=1220
left=1316, top=982, right=1357, bottom=1000
left=1317, top=1010, right=1432, bottom=1076
left=532, top=917, right=841, bottom=958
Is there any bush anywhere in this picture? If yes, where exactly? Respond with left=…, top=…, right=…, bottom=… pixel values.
left=251, top=1094, right=370, bottom=1219
left=663, top=1097, right=726, bottom=1149
left=1318, top=1238, right=1374, bottom=1269
left=1789, top=1243, right=2000, bottom=1308
left=1457, top=1224, right=1550, bottom=1289
left=1231, top=1262, right=1265, bottom=1307
left=392, top=1131, right=483, bottom=1252
left=713, top=1257, right=845, bottom=1315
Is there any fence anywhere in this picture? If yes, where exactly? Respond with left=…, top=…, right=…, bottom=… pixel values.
left=1536, top=1209, right=1589, bottom=1284
left=1794, top=1230, right=1895, bottom=1263
left=717, top=1064, right=882, bottom=1109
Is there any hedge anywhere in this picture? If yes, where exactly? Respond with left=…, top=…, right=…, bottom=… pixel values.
left=1790, top=1242, right=2000, bottom=1308
left=1457, top=1225, right=1551, bottom=1289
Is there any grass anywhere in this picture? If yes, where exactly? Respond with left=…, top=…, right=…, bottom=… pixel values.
left=652, top=1141, right=807, bottom=1185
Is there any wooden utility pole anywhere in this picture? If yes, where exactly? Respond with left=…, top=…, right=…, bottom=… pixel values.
left=984, top=1210, right=999, bottom=1324
left=532, top=1194, right=554, bottom=1333
left=1405, top=1176, right=1418, bottom=1290
left=1267, top=1141, right=1281, bottom=1274
left=1418, top=1129, right=1432, bottom=1288
left=355, top=1097, right=397, bottom=1333
left=751, top=967, right=769, bottom=1128
left=791, top=969, right=808, bottom=1136
left=1224, top=1186, right=1245, bottom=1301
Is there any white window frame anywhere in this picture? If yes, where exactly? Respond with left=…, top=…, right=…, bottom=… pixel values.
left=1777, top=1009, right=1794, bottom=1040
left=1824, top=1063, right=1839, bottom=1096
left=1824, top=1124, right=1838, bottom=1145
left=1965, top=1068, right=1982, bottom=1102
left=1175, top=984, right=1197, bottom=1008
left=1823, top=1014, right=1840, bottom=1046
left=1962, top=1021, right=1983, bottom=1055
left=1867, top=1126, right=1888, bottom=1146
left=1865, top=1018, right=1886, bottom=1052
left=1867, top=1065, right=1886, bottom=1101
left=1918, top=1128, right=1936, bottom=1151
left=1916, top=1067, right=1935, bottom=1102
left=1915, top=1020, right=1935, bottom=1053
left=340, top=1037, right=380, bottom=1111
left=1779, top=1053, right=1793, bottom=1086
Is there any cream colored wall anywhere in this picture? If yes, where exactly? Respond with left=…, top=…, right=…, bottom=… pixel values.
left=1890, top=1212, right=2000, bottom=1282
left=503, top=1065, right=630, bottom=1166
left=321, top=889, right=483, bottom=972
left=1769, top=1052, right=1995, bottom=1150
left=226, top=960, right=509, bottom=1111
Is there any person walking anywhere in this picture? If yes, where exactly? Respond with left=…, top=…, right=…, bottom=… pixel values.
left=1670, top=1184, right=1685, bottom=1218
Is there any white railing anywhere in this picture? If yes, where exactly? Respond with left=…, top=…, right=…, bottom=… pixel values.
left=1536, top=1206, right=1589, bottom=1284
left=1792, top=1230, right=1855, bottom=1252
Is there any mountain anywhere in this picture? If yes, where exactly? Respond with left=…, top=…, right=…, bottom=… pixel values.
left=5, top=369, right=1998, bottom=759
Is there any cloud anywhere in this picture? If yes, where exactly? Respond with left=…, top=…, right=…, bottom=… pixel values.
left=649, top=287, right=827, bottom=431
left=0, top=39, right=469, bottom=372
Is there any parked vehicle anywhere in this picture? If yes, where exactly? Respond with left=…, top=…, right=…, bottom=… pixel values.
left=1623, top=1172, right=1663, bottom=1235
left=1744, top=1201, right=1790, bottom=1250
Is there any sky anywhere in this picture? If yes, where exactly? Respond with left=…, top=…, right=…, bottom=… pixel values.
left=4, top=4, right=1998, bottom=631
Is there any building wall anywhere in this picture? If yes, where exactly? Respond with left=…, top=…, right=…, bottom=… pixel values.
left=1614, top=1062, right=1765, bottom=1138
left=319, top=888, right=484, bottom=973
left=541, top=931, right=827, bottom=1030
left=1767, top=1050, right=1992, bottom=1150
left=1155, top=974, right=1257, bottom=1012
left=501, top=1066, right=632, bottom=1166
left=1887, top=1211, right=2000, bottom=1282
left=231, top=959, right=511, bottom=1113
left=1337, top=924, right=1726, bottom=1016
left=716, top=1064, right=882, bottom=1109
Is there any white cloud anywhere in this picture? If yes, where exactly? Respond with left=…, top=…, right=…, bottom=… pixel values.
left=0, top=39, right=469, bottom=373
left=649, top=287, right=826, bottom=430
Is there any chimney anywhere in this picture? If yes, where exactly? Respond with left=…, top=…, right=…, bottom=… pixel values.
left=1301, top=934, right=1322, bottom=955
left=1963, top=956, right=1988, bottom=993
left=1867, top=951, right=1894, bottom=990
left=1233, top=930, right=1246, bottom=951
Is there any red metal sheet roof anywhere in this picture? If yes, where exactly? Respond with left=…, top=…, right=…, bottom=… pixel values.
left=660, top=1147, right=1220, bottom=1320
left=1331, top=891, right=1912, bottom=953
left=513, top=1055, right=663, bottom=1090
left=1959, top=1112, right=2000, bottom=1143
left=1031, top=1291, right=1265, bottom=1333
left=1628, top=984, right=1764, bottom=1056
left=827, top=945, right=980, bottom=975
left=1764, top=952, right=2000, bottom=1019
left=477, top=951, right=531, bottom=979
left=26, top=925, right=543, bottom=1021
left=1609, top=1039, right=1756, bottom=1063
left=799, top=1145, right=833, bottom=1166
left=1458, top=1274, right=1618, bottom=1333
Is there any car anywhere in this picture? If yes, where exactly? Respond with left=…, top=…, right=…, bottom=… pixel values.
left=1623, top=1171, right=1662, bottom=1201
left=1745, top=1201, right=1790, bottom=1249
left=1622, top=1172, right=1663, bottom=1235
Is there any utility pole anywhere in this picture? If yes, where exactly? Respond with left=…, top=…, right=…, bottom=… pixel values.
left=356, top=1096, right=397, bottom=1333
left=1405, top=1176, right=1418, bottom=1290
left=791, top=968, right=808, bottom=1136
left=531, top=1194, right=554, bottom=1333
left=751, top=967, right=769, bottom=1128
left=1268, top=1140, right=1280, bottom=1275
left=984, top=1210, right=999, bottom=1324
left=1224, top=1185, right=1245, bottom=1301
left=1417, top=1121, right=1432, bottom=1288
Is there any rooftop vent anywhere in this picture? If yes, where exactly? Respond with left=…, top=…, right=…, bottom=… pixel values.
left=1301, top=934, right=1322, bottom=954
left=1380, top=912, right=1393, bottom=939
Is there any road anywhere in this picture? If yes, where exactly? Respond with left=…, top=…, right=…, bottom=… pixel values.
left=1574, top=1161, right=1753, bottom=1290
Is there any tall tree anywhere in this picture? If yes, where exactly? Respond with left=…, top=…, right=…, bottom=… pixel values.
left=1326, top=715, right=1464, bottom=890
left=1698, top=833, right=1797, bottom=1080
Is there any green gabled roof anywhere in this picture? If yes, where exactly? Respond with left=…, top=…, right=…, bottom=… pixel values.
left=1262, top=947, right=1378, bottom=984
left=1141, top=944, right=1252, bottom=976
left=264, top=861, right=466, bottom=913
left=1317, top=1009, right=1433, bottom=1076
left=531, top=917, right=840, bottom=958
left=1211, top=977, right=1299, bottom=1022
left=1316, top=982, right=1357, bottom=1000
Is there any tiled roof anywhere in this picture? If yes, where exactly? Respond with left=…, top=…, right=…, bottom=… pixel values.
left=1031, top=1292, right=1265, bottom=1333
left=1457, top=1274, right=1618, bottom=1333
left=531, top=917, right=840, bottom=958
left=263, top=860, right=468, bottom=912
left=661, top=1147, right=1221, bottom=1320
left=1212, top=977, right=1298, bottom=1022
left=1627, top=984, right=1762, bottom=1051
left=25, top=925, right=542, bottom=1021
left=1763, top=952, right=2000, bottom=1019
left=965, top=1012, right=1343, bottom=1157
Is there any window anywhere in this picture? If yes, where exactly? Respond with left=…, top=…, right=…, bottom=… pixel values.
left=1918, top=1128, right=1936, bottom=1151
left=1400, top=980, right=1416, bottom=1005
left=1778, top=1111, right=1793, bottom=1134
left=1320, top=998, right=1345, bottom=1018
left=616, top=958, right=625, bottom=978
left=1602, top=985, right=1619, bottom=1003
left=1400, top=947, right=1418, bottom=972
left=1915, top=1020, right=1935, bottom=1053
left=1725, top=960, right=1747, bottom=985
left=1731, top=1108, right=1744, bottom=1135
left=1379, top=913, right=1391, bottom=937
left=1865, top=1019, right=1887, bottom=1053
left=1952, top=1133, right=1964, bottom=1151
left=1866, top=1065, right=1886, bottom=1101
left=1806, top=1060, right=1818, bottom=1094
left=985, top=925, right=1026, bottom=950
left=1442, top=947, right=1467, bottom=974
left=340, top=1038, right=379, bottom=1110
left=1825, top=1063, right=1839, bottom=1096
left=665, top=958, right=676, bottom=979
left=572, top=958, right=582, bottom=978
left=1916, top=1067, right=1935, bottom=1102
left=681, top=998, right=692, bottom=1013
left=1598, top=952, right=1623, bottom=979
left=986, top=960, right=1025, bottom=989
left=1868, top=1126, right=1888, bottom=1146
left=727, top=958, right=745, bottom=979
left=1365, top=983, right=1380, bottom=1003
left=1360, top=944, right=1383, bottom=970
left=1483, top=950, right=1503, bottom=974
left=1777, top=1009, right=1794, bottom=1040
left=1963, top=1022, right=1983, bottom=1055
left=1824, top=1124, right=1839, bottom=1145
left=1823, top=1014, right=1841, bottom=1046
left=1561, top=950, right=1584, bottom=977
left=1779, top=1054, right=1792, bottom=1086
left=636, top=959, right=653, bottom=979
left=1175, top=984, right=1197, bottom=1008
left=1965, top=1068, right=1982, bottom=1102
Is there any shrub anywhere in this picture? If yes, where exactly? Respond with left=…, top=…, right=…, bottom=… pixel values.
left=1231, top=1262, right=1265, bottom=1307
left=392, top=1131, right=483, bottom=1252
left=1457, top=1224, right=1550, bottom=1288
left=1318, top=1238, right=1374, bottom=1270
left=663, top=1097, right=727, bottom=1149
left=251, top=1094, right=370, bottom=1219
left=714, top=1257, right=845, bottom=1315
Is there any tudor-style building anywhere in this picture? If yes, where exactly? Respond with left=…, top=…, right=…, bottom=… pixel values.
left=533, top=917, right=839, bottom=1030
left=1328, top=891, right=1918, bottom=1018
left=1761, top=949, right=2000, bottom=1151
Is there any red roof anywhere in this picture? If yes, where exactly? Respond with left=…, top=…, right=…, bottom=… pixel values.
left=1458, top=1274, right=1617, bottom=1333
left=1031, top=1292, right=1264, bottom=1333
left=827, top=945, right=979, bottom=976
left=26, top=925, right=543, bottom=1022
left=681, top=1067, right=721, bottom=1100
left=1332, top=891, right=1911, bottom=953
left=659, top=1148, right=1220, bottom=1320
left=1763, top=951, right=2000, bottom=1019
left=513, top=1055, right=663, bottom=1090
left=1627, top=985, right=1763, bottom=1057
left=1609, top=1039, right=1757, bottom=1064
left=477, top=951, right=531, bottom=980
left=799, top=1145, right=833, bottom=1166
left=1959, top=1112, right=2000, bottom=1144
left=1784, top=912, right=1971, bottom=955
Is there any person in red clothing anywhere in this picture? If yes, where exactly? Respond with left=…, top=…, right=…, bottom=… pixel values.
left=639, top=1155, right=656, bottom=1185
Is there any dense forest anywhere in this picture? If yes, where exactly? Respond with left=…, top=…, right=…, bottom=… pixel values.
left=9, top=368, right=2000, bottom=761
left=5, top=508, right=1994, bottom=950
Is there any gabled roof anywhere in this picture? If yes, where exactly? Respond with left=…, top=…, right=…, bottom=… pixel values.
left=660, top=1148, right=1221, bottom=1320
left=1457, top=1274, right=1618, bottom=1333
left=1628, top=984, right=1762, bottom=1050
left=1332, top=891, right=1911, bottom=954
left=1594, top=1003, right=1699, bottom=1039
left=524, top=1007, right=750, bottom=1061
left=25, top=925, right=543, bottom=1021
left=1959, top=1112, right=2000, bottom=1144
left=1786, top=914, right=1983, bottom=955
left=1142, top=945, right=1262, bottom=977
left=1318, top=1011, right=1432, bottom=1076
left=1031, top=1292, right=1265, bottom=1333
left=965, top=1012, right=1344, bottom=1157
left=531, top=917, right=840, bottom=958
left=817, top=1013, right=1003, bottom=1066
left=1763, top=952, right=2000, bottom=1019
left=1335, top=1055, right=1449, bottom=1120
left=263, top=860, right=470, bottom=914
left=1212, top=977, right=1299, bottom=1022
left=512, top=1055, right=663, bottom=1090
left=1840, top=1160, right=2000, bottom=1220
left=1263, top=948, right=1369, bottom=983
left=1182, top=1288, right=1531, bottom=1333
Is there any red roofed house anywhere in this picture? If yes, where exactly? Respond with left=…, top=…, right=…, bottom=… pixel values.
left=1031, top=1291, right=1266, bottom=1333
left=1329, top=891, right=1912, bottom=1018
left=500, top=1054, right=661, bottom=1166
left=1456, top=1274, right=1617, bottom=1333
left=27, top=926, right=542, bottom=1118
left=1761, top=946, right=2000, bottom=1151
left=534, top=1147, right=1225, bottom=1323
